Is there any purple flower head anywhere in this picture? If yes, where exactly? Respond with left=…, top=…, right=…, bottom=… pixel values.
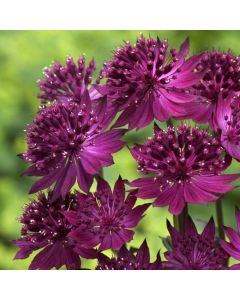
left=96, top=240, right=162, bottom=270
left=130, top=124, right=240, bottom=215
left=65, top=176, right=150, bottom=251
left=164, top=217, right=229, bottom=270
left=184, top=51, right=240, bottom=125
left=37, top=56, right=97, bottom=104
left=20, top=95, right=126, bottom=200
left=214, top=94, right=240, bottom=161
left=95, top=35, right=202, bottom=130
left=13, top=191, right=96, bottom=270
left=221, top=207, right=240, bottom=270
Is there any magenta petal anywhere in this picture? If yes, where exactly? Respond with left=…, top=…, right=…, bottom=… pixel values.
left=153, top=95, right=170, bottom=121
left=185, top=216, right=198, bottom=236
left=74, top=246, right=97, bottom=259
left=128, top=96, right=154, bottom=130
left=224, top=227, right=240, bottom=250
left=113, top=105, right=136, bottom=128
left=221, top=240, right=240, bottom=260
left=97, top=176, right=112, bottom=198
left=75, top=161, right=93, bottom=192
left=230, top=264, right=240, bottom=270
left=169, top=184, right=185, bottom=215
left=70, top=229, right=99, bottom=249
left=130, top=177, right=160, bottom=199
left=201, top=217, right=215, bottom=240
left=99, top=234, right=112, bottom=251
left=111, top=229, right=134, bottom=250
left=54, top=162, right=76, bottom=198
left=80, top=151, right=103, bottom=175
left=123, top=203, right=150, bottom=227
left=29, top=170, right=61, bottom=194
left=153, top=185, right=177, bottom=207
left=183, top=181, right=218, bottom=204
left=135, top=240, right=150, bottom=266
left=113, top=176, right=126, bottom=203
left=29, top=242, right=80, bottom=270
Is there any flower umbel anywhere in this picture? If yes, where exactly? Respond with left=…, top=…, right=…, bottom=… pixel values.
left=183, top=51, right=240, bottom=125
left=221, top=207, right=240, bottom=269
left=96, top=240, right=162, bottom=270
left=95, top=35, right=202, bottom=130
left=20, top=94, right=126, bottom=199
left=130, top=124, right=240, bottom=215
left=65, top=177, right=150, bottom=251
left=164, top=217, right=229, bottom=270
left=13, top=191, right=96, bottom=270
left=37, top=56, right=96, bottom=104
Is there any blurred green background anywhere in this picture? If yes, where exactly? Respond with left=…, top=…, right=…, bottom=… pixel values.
left=0, top=30, right=240, bottom=270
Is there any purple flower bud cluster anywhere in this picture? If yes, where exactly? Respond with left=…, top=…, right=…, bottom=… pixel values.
left=15, top=34, right=240, bottom=270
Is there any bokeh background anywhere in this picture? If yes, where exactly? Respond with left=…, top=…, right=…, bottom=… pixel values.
left=0, top=30, right=240, bottom=270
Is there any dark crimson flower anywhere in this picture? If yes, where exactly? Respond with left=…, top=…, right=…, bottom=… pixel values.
left=95, top=35, right=202, bottom=130
left=221, top=207, right=240, bottom=270
left=96, top=240, right=162, bottom=270
left=20, top=93, right=126, bottom=199
left=164, top=217, right=229, bottom=270
left=183, top=51, right=240, bottom=125
left=130, top=124, right=240, bottom=215
left=13, top=191, right=96, bottom=270
left=37, top=56, right=97, bottom=104
left=65, top=177, right=150, bottom=251
left=214, top=94, right=240, bottom=161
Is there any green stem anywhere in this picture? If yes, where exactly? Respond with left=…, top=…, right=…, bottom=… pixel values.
left=216, top=198, right=225, bottom=240
left=173, top=205, right=188, bottom=233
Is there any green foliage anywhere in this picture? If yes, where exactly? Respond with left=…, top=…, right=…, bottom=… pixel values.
left=0, top=30, right=239, bottom=269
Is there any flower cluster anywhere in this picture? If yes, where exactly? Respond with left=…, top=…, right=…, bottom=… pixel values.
left=14, top=191, right=96, bottom=270
left=130, top=124, right=239, bottom=215
left=183, top=51, right=240, bottom=125
left=65, top=176, right=150, bottom=251
left=96, top=240, right=162, bottom=270
left=20, top=82, right=125, bottom=200
left=95, top=36, right=202, bottom=130
left=164, top=217, right=228, bottom=270
left=15, top=34, right=240, bottom=270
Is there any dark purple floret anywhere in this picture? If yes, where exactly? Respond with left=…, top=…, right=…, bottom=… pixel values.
left=20, top=94, right=126, bottom=199
left=96, top=240, right=162, bottom=270
left=183, top=51, right=240, bottom=125
left=37, top=56, right=97, bottom=104
left=13, top=191, right=96, bottom=270
left=95, top=35, right=202, bottom=130
left=214, top=94, right=240, bottom=161
left=130, top=124, right=240, bottom=215
left=221, top=207, right=240, bottom=269
left=164, top=217, right=229, bottom=270
left=65, top=177, right=150, bottom=251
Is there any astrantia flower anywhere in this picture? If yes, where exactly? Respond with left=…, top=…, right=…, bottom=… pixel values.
left=130, top=124, right=240, bottom=215
left=37, top=56, right=97, bottom=104
left=164, top=217, right=229, bottom=270
left=96, top=240, right=162, bottom=270
left=65, top=177, right=150, bottom=251
left=95, top=35, right=202, bottom=130
left=214, top=94, right=240, bottom=161
left=14, top=191, right=96, bottom=270
left=184, top=51, right=240, bottom=125
left=20, top=94, right=126, bottom=199
left=221, top=207, right=240, bottom=270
